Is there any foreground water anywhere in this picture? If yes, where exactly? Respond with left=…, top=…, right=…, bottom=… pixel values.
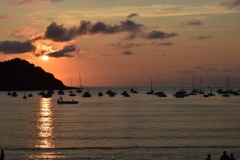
left=0, top=86, right=240, bottom=160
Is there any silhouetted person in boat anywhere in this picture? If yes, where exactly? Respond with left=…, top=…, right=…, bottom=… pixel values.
left=220, top=151, right=230, bottom=160
left=230, top=154, right=236, bottom=160
left=0, top=150, right=5, bottom=160
left=205, top=154, right=212, bottom=160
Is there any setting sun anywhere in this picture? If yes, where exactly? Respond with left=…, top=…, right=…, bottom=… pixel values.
left=42, top=55, right=49, bottom=61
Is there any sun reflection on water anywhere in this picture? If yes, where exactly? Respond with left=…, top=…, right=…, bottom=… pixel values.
left=36, top=98, right=54, bottom=148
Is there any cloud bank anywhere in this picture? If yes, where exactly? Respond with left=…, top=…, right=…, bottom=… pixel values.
left=0, top=40, right=35, bottom=54
left=1, top=19, right=179, bottom=58
left=181, top=20, right=203, bottom=26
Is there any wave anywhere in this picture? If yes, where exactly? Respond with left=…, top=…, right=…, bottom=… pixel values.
left=6, top=145, right=240, bottom=151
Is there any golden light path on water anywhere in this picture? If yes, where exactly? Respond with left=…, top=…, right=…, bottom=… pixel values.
left=37, top=98, right=54, bottom=148
left=30, top=97, right=64, bottom=159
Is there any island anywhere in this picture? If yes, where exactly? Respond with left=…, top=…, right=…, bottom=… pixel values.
left=0, top=58, right=69, bottom=91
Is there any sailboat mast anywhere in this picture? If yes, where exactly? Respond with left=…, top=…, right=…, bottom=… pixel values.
left=199, top=77, right=201, bottom=90
left=225, top=76, right=228, bottom=91
left=79, top=73, right=82, bottom=87
left=228, top=76, right=230, bottom=91
left=193, top=75, right=195, bottom=90
left=151, top=77, right=152, bottom=91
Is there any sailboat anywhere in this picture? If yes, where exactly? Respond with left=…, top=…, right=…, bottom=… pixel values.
left=23, top=90, right=27, bottom=99
left=69, top=77, right=76, bottom=96
left=198, top=77, right=204, bottom=94
left=222, top=76, right=230, bottom=97
left=76, top=73, right=83, bottom=93
left=23, top=94, right=27, bottom=99
left=146, top=77, right=154, bottom=94
left=173, top=76, right=188, bottom=98
left=189, top=75, right=198, bottom=95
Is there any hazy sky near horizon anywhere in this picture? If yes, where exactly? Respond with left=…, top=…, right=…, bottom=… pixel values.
left=0, top=0, right=240, bottom=87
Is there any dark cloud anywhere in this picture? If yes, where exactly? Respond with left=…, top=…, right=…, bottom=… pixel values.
left=120, top=20, right=143, bottom=32
left=192, top=35, right=213, bottom=40
left=127, top=13, right=139, bottom=19
left=44, top=22, right=78, bottom=42
left=40, top=20, right=144, bottom=42
left=151, top=41, right=174, bottom=46
left=106, top=42, right=142, bottom=49
left=181, top=20, right=203, bottom=26
left=90, top=21, right=119, bottom=34
left=0, top=40, right=35, bottom=54
left=220, top=0, right=240, bottom=9
left=77, top=20, right=92, bottom=35
left=142, top=30, right=178, bottom=39
left=122, top=50, right=133, bottom=55
left=48, top=45, right=76, bottom=58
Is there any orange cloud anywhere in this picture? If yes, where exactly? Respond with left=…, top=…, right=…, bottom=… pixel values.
left=0, top=14, right=11, bottom=20
left=10, top=26, right=37, bottom=38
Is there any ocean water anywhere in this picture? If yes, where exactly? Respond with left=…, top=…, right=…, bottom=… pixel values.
left=0, top=86, right=240, bottom=160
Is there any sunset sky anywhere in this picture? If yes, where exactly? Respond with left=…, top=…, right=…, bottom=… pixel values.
left=0, top=0, right=240, bottom=87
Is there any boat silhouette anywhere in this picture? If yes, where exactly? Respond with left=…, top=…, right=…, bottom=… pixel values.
left=146, top=77, right=154, bottom=94
left=57, top=97, right=78, bottom=104
left=82, top=91, right=91, bottom=97
left=189, top=76, right=198, bottom=95
left=76, top=73, right=83, bottom=93
left=222, top=76, right=230, bottom=97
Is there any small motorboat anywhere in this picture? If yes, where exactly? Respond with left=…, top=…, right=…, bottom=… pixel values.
left=203, top=94, right=209, bottom=98
left=155, top=91, right=167, bottom=97
left=76, top=89, right=82, bottom=93
left=23, top=95, right=27, bottom=99
left=82, top=91, right=91, bottom=97
left=106, top=90, right=117, bottom=97
left=69, top=93, right=76, bottom=96
left=222, top=94, right=230, bottom=97
left=130, top=88, right=138, bottom=94
left=121, top=91, right=130, bottom=97
left=57, top=97, right=78, bottom=104
left=12, top=92, right=18, bottom=97
left=58, top=90, right=65, bottom=95
left=42, top=93, right=52, bottom=98
left=28, top=93, right=33, bottom=97
left=47, top=90, right=54, bottom=95
left=98, top=92, right=103, bottom=97
left=38, top=91, right=45, bottom=95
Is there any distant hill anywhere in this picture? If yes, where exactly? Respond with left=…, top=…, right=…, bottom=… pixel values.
left=0, top=58, right=68, bottom=91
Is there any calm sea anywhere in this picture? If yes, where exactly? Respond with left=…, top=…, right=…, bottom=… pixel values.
left=0, top=86, right=240, bottom=160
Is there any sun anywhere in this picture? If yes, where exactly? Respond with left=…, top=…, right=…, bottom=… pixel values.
left=42, top=55, right=49, bottom=61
